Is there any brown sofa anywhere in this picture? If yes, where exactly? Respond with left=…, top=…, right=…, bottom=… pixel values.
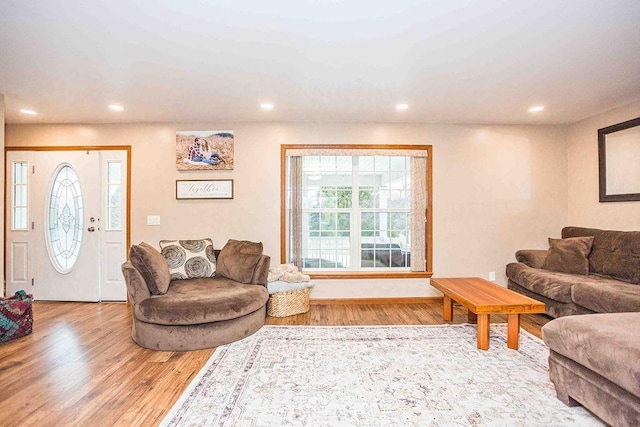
left=506, top=226, right=640, bottom=318
left=507, top=226, right=640, bottom=425
left=122, top=239, right=270, bottom=351
left=542, top=313, right=640, bottom=426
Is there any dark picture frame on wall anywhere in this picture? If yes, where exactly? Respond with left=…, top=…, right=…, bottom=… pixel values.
left=176, top=179, right=234, bottom=200
left=598, top=117, right=640, bottom=202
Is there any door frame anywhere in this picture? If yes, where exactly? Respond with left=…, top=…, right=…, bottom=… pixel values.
left=3, top=145, right=132, bottom=296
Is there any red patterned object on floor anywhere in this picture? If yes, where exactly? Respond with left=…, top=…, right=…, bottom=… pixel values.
left=0, top=290, right=33, bottom=343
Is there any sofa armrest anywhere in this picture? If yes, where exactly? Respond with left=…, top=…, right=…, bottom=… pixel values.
left=250, top=255, right=271, bottom=286
left=122, top=261, right=152, bottom=305
left=515, top=249, right=548, bottom=269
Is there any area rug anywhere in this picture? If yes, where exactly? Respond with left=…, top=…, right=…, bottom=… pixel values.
left=161, top=325, right=602, bottom=426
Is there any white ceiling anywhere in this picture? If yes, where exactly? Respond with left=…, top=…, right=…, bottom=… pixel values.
left=1, top=0, right=640, bottom=125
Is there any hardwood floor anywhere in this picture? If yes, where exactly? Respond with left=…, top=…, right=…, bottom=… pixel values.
left=0, top=300, right=551, bottom=426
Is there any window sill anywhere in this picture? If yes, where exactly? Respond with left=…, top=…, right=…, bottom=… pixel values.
left=307, top=271, right=433, bottom=280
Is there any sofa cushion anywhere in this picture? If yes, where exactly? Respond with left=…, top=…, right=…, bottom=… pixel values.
left=542, top=236, right=593, bottom=275
left=542, top=312, right=640, bottom=398
left=507, top=280, right=593, bottom=318
left=506, top=263, right=574, bottom=303
left=134, top=277, right=269, bottom=325
left=216, top=240, right=264, bottom=284
left=129, top=243, right=171, bottom=295
left=571, top=281, right=640, bottom=313
left=159, top=238, right=216, bottom=280
left=562, top=227, right=640, bottom=284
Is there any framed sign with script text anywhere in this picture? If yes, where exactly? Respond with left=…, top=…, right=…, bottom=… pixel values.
left=176, top=179, right=234, bottom=200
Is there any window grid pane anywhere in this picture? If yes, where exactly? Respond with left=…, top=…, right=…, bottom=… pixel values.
left=359, top=211, right=411, bottom=268
left=13, top=207, right=27, bottom=229
left=301, top=156, right=352, bottom=269
left=298, top=155, right=411, bottom=271
left=106, top=161, right=122, bottom=230
left=12, top=162, right=28, bottom=230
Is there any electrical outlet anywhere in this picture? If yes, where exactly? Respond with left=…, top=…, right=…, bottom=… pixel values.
left=489, top=271, right=496, bottom=281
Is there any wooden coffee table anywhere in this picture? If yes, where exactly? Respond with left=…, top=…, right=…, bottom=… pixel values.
left=430, top=277, right=545, bottom=350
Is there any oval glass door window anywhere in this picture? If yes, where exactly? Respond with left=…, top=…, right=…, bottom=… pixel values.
left=46, top=164, right=84, bottom=273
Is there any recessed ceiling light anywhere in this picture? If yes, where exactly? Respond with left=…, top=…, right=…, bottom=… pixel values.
left=20, top=109, right=37, bottom=115
left=396, top=103, right=409, bottom=111
left=260, top=103, right=274, bottom=110
left=109, top=105, right=124, bottom=111
left=529, top=106, right=544, bottom=113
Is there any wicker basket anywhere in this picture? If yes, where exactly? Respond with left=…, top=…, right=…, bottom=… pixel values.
left=267, top=287, right=311, bottom=317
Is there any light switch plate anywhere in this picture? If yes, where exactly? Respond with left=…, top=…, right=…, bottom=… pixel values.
left=147, top=215, right=161, bottom=226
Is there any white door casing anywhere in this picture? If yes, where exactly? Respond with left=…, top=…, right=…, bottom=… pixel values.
left=5, top=149, right=128, bottom=301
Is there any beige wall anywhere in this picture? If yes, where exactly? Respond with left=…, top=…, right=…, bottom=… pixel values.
left=5, top=121, right=568, bottom=298
left=568, top=101, right=640, bottom=230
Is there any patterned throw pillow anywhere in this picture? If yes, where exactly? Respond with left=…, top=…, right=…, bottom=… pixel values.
left=159, top=238, right=216, bottom=280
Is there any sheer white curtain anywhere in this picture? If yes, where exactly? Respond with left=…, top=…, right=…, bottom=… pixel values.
left=288, top=156, right=303, bottom=269
left=410, top=157, right=427, bottom=272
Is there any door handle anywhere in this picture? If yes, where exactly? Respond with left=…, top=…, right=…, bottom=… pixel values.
left=87, top=227, right=95, bottom=232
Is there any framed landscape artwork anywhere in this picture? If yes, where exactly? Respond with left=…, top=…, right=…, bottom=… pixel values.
left=176, top=130, right=234, bottom=170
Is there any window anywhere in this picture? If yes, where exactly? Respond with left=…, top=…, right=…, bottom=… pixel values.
left=282, top=145, right=432, bottom=277
left=12, top=161, right=29, bottom=230
left=46, top=164, right=83, bottom=273
left=106, top=161, right=122, bottom=230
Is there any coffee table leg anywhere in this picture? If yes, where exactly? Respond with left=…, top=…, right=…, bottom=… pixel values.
left=477, top=314, right=490, bottom=350
left=467, top=310, right=477, bottom=324
left=507, top=314, right=520, bottom=350
left=443, top=295, right=453, bottom=321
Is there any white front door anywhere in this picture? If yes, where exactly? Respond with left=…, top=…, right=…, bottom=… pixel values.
left=5, top=149, right=128, bottom=301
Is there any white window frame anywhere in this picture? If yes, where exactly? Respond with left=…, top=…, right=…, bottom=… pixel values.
left=11, top=161, right=29, bottom=231
left=106, top=160, right=123, bottom=231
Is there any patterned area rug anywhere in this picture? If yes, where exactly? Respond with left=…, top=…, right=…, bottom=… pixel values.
left=161, top=325, right=602, bottom=426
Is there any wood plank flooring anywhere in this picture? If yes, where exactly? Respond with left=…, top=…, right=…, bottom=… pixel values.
left=0, top=300, right=551, bottom=427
